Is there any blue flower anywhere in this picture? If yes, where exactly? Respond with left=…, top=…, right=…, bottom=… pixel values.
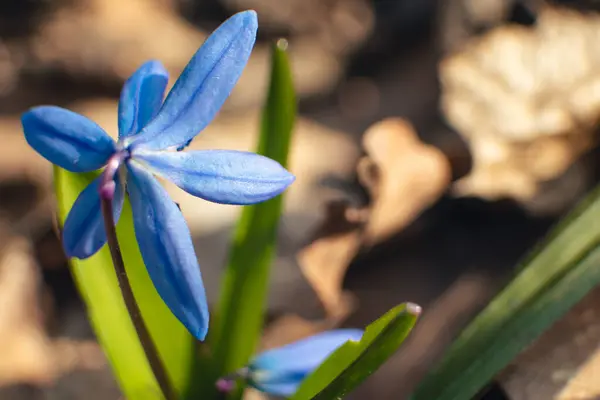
left=21, top=10, right=294, bottom=341
left=245, top=329, right=364, bottom=397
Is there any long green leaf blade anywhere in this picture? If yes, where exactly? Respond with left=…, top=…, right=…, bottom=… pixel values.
left=411, top=186, right=600, bottom=400
left=209, top=39, right=296, bottom=396
left=54, top=167, right=200, bottom=399
left=291, top=303, right=420, bottom=400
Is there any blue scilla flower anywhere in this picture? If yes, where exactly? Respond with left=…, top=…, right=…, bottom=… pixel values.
left=21, top=10, right=294, bottom=340
left=244, top=329, right=364, bottom=397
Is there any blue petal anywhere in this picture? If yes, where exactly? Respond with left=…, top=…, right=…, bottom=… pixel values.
left=249, top=380, right=301, bottom=398
left=130, top=11, right=258, bottom=151
left=250, top=329, right=364, bottom=386
left=63, top=175, right=125, bottom=259
left=126, top=161, right=209, bottom=340
left=118, top=60, right=169, bottom=138
left=133, top=149, right=295, bottom=205
left=22, top=106, right=115, bottom=172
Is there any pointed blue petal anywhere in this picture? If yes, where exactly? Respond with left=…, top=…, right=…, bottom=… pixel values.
left=133, top=149, right=295, bottom=205
left=130, top=11, right=257, bottom=151
left=126, top=161, right=209, bottom=340
left=118, top=60, right=169, bottom=138
left=250, top=329, right=364, bottom=386
left=22, top=106, right=115, bottom=172
left=62, top=175, right=124, bottom=259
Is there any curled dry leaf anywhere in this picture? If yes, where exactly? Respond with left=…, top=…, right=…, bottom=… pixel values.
left=359, top=118, right=451, bottom=245
left=297, top=201, right=364, bottom=319
left=440, top=6, right=600, bottom=213
left=296, top=117, right=450, bottom=320
left=0, top=236, right=104, bottom=386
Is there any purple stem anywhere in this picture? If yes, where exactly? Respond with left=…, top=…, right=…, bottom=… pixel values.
left=99, top=153, right=176, bottom=400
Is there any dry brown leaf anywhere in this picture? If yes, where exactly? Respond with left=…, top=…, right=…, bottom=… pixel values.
left=0, top=236, right=104, bottom=386
left=297, top=201, right=363, bottom=319
left=297, top=118, right=449, bottom=319
left=440, top=6, right=600, bottom=214
left=360, top=118, right=451, bottom=245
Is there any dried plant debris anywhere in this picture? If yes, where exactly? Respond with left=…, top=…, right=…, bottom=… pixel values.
left=441, top=6, right=600, bottom=214
left=297, top=118, right=451, bottom=317
left=359, top=118, right=451, bottom=245
left=437, top=0, right=544, bottom=53
left=0, top=236, right=104, bottom=386
left=297, top=201, right=364, bottom=319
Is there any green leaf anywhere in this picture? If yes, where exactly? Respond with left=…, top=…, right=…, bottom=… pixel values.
left=411, top=185, right=600, bottom=400
left=291, top=303, right=420, bottom=400
left=54, top=167, right=202, bottom=399
left=205, top=39, right=296, bottom=398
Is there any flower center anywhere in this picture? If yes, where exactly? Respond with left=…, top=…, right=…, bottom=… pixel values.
left=98, top=148, right=130, bottom=200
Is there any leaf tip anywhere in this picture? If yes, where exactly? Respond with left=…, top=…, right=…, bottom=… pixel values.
left=276, top=38, right=289, bottom=51
left=406, top=302, right=422, bottom=316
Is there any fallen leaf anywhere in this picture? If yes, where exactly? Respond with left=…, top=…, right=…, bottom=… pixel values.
left=297, top=201, right=362, bottom=319
left=297, top=118, right=450, bottom=320
left=441, top=5, right=600, bottom=214
left=360, top=118, right=451, bottom=245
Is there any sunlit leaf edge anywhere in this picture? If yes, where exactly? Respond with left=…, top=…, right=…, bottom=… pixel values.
left=292, top=303, right=421, bottom=400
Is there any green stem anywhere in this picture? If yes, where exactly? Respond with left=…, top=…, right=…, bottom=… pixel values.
left=100, top=195, right=176, bottom=400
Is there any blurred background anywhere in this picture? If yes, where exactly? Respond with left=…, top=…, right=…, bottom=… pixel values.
left=1, top=0, right=600, bottom=399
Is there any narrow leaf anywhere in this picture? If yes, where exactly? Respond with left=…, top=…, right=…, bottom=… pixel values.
left=206, top=39, right=296, bottom=398
left=291, top=303, right=420, bottom=400
left=54, top=167, right=202, bottom=399
left=411, top=185, right=600, bottom=400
